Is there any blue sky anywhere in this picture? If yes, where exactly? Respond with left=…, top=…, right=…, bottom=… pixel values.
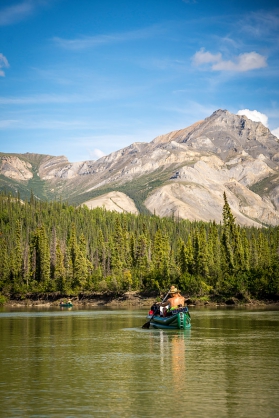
left=0, top=0, right=278, bottom=162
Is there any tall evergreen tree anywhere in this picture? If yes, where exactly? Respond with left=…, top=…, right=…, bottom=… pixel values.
left=12, top=220, right=23, bottom=283
left=194, top=226, right=209, bottom=278
left=54, top=241, right=66, bottom=291
left=29, top=225, right=50, bottom=288
left=0, top=237, right=10, bottom=289
left=221, top=192, right=235, bottom=273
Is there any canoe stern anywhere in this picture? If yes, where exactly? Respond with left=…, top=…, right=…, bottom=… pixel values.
left=147, top=308, right=191, bottom=330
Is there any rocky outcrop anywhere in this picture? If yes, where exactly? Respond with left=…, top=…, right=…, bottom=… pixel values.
left=0, top=155, right=33, bottom=180
left=82, top=191, right=139, bottom=214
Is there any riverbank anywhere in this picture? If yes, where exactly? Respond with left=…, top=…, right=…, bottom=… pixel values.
left=2, top=291, right=279, bottom=308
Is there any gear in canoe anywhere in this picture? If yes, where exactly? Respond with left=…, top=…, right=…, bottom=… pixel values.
left=142, top=286, right=191, bottom=329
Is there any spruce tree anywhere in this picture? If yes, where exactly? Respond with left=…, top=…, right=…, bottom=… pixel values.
left=221, top=192, right=235, bottom=273
left=54, top=241, right=66, bottom=291
left=13, top=220, right=23, bottom=283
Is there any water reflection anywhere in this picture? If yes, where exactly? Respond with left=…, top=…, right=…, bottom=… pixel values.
left=0, top=308, right=278, bottom=418
left=145, top=329, right=191, bottom=401
left=170, top=333, right=187, bottom=389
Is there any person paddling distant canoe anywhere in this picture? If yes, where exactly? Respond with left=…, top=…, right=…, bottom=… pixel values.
left=160, top=286, right=185, bottom=310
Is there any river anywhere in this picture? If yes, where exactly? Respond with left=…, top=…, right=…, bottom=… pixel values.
left=0, top=306, right=278, bottom=418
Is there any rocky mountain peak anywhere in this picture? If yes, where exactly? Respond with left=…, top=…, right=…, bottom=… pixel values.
left=174, top=109, right=279, bottom=163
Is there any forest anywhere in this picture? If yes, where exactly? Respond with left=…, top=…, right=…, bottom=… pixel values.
left=0, top=191, right=279, bottom=302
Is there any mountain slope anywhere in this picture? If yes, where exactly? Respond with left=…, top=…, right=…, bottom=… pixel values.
left=1, top=109, right=279, bottom=226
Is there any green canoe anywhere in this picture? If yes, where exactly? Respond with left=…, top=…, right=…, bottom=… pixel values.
left=146, top=307, right=191, bottom=330
left=60, top=302, right=73, bottom=308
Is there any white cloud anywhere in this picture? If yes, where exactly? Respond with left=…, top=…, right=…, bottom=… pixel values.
left=0, top=1, right=35, bottom=26
left=0, top=0, right=54, bottom=26
left=0, top=119, right=18, bottom=128
left=239, top=10, right=279, bottom=38
left=237, top=109, right=268, bottom=127
left=0, top=53, right=9, bottom=76
left=192, top=48, right=221, bottom=65
left=53, top=25, right=163, bottom=50
left=0, top=93, right=92, bottom=105
left=0, top=87, right=129, bottom=104
left=90, top=148, right=106, bottom=160
left=52, top=35, right=116, bottom=50
left=271, top=128, right=279, bottom=139
left=192, top=48, right=267, bottom=72
left=213, top=52, right=267, bottom=72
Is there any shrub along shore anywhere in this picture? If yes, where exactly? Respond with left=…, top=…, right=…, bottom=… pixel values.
left=2, top=291, right=278, bottom=309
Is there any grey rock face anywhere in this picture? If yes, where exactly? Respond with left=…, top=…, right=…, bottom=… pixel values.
left=171, top=109, right=279, bottom=163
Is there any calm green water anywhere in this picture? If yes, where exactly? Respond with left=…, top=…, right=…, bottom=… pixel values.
left=0, top=307, right=278, bottom=418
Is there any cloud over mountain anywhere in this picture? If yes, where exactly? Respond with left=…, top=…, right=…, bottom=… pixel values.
left=237, top=109, right=268, bottom=127
left=236, top=109, right=279, bottom=140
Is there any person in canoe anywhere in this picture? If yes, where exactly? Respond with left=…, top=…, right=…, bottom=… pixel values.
left=160, top=286, right=185, bottom=315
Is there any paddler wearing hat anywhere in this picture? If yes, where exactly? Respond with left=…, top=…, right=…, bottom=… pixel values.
left=160, top=285, right=185, bottom=310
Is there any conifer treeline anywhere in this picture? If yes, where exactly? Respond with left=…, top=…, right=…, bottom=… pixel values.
left=0, top=191, right=278, bottom=300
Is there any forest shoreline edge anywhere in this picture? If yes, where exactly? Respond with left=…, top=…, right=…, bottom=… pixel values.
left=2, top=291, right=279, bottom=309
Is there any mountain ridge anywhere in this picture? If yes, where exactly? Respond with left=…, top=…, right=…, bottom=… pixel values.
left=1, top=109, right=279, bottom=227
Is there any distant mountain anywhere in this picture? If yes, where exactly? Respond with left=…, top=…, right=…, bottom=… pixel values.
left=1, top=109, right=279, bottom=227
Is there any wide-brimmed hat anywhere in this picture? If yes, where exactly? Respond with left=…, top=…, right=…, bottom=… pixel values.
left=169, top=285, right=178, bottom=294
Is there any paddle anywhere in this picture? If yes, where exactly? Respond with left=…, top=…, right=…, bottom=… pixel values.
left=142, top=291, right=169, bottom=329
